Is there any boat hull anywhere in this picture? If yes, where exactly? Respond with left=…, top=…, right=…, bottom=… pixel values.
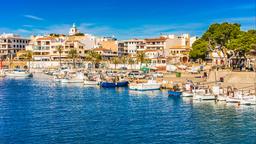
left=6, top=73, right=33, bottom=78
left=182, top=92, right=193, bottom=97
left=84, top=80, right=98, bottom=85
left=61, top=79, right=84, bottom=83
left=100, top=82, right=116, bottom=88
left=100, top=81, right=129, bottom=88
left=193, top=94, right=216, bottom=100
left=129, top=83, right=161, bottom=91
left=168, top=90, right=182, bottom=97
left=226, top=97, right=241, bottom=103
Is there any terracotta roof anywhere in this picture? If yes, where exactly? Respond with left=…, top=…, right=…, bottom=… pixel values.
left=93, top=48, right=111, bottom=51
left=144, top=49, right=161, bottom=52
left=36, top=37, right=55, bottom=41
left=168, top=46, right=190, bottom=49
left=145, top=37, right=167, bottom=42
left=151, top=57, right=166, bottom=60
left=66, top=36, right=86, bottom=41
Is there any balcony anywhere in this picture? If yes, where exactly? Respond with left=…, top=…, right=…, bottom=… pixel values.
left=33, top=46, right=50, bottom=51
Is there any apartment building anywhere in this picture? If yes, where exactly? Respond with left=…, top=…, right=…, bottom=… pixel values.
left=118, top=39, right=145, bottom=57
left=0, top=33, right=30, bottom=58
left=93, top=48, right=117, bottom=60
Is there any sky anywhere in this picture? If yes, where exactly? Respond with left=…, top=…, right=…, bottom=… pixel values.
left=0, top=0, right=255, bottom=39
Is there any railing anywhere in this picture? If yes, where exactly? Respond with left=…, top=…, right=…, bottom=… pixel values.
left=33, top=46, right=50, bottom=50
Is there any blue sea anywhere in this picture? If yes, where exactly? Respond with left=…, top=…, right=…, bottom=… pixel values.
left=0, top=76, right=256, bottom=144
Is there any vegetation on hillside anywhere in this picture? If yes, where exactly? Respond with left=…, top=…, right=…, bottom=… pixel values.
left=189, top=23, right=256, bottom=61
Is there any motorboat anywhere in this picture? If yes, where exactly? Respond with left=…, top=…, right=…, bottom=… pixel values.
left=129, top=80, right=161, bottom=91
left=0, top=69, right=5, bottom=77
left=217, top=95, right=227, bottom=101
left=193, top=88, right=216, bottom=100
left=5, top=69, right=33, bottom=78
left=239, top=95, right=256, bottom=105
left=99, top=81, right=129, bottom=88
left=181, top=83, right=193, bottom=97
left=193, top=93, right=216, bottom=100
left=84, top=75, right=100, bottom=85
left=60, top=72, right=84, bottom=83
left=182, top=92, right=193, bottom=97
left=84, top=80, right=99, bottom=85
left=226, top=97, right=241, bottom=103
left=168, top=90, right=182, bottom=97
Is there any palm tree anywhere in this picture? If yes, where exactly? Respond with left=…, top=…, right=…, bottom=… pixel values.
left=112, top=57, right=119, bottom=69
left=128, top=57, right=135, bottom=70
left=85, top=51, right=102, bottom=69
left=121, top=56, right=127, bottom=68
left=56, top=45, right=63, bottom=68
left=25, top=50, right=33, bottom=71
left=136, top=51, right=146, bottom=69
left=68, top=49, right=78, bottom=68
left=18, top=50, right=33, bottom=71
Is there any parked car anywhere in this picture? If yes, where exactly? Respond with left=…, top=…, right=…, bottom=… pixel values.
left=128, top=71, right=145, bottom=79
left=120, top=67, right=128, bottom=70
left=106, top=70, right=118, bottom=76
left=152, top=72, right=164, bottom=78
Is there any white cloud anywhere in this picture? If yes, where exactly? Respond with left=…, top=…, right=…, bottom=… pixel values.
left=0, top=22, right=205, bottom=39
left=24, top=15, right=44, bottom=21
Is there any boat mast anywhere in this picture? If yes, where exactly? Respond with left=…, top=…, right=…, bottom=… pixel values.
left=254, top=63, right=256, bottom=96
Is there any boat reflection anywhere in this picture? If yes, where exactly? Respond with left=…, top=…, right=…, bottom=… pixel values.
left=129, top=90, right=162, bottom=97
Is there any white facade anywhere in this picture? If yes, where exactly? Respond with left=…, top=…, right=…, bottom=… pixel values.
left=69, top=23, right=79, bottom=36
left=0, top=33, right=30, bottom=58
left=121, top=39, right=144, bottom=55
left=190, top=36, right=197, bottom=47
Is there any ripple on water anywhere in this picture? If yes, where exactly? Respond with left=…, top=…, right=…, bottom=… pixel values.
left=0, top=77, right=256, bottom=144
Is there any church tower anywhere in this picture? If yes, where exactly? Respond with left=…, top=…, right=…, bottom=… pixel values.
left=69, top=23, right=79, bottom=36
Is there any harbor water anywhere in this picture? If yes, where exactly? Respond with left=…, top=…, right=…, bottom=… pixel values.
left=0, top=77, right=256, bottom=144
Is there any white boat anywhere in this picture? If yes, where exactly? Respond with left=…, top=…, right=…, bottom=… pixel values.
left=217, top=95, right=227, bottom=101
left=225, top=91, right=243, bottom=103
left=53, top=76, right=63, bottom=82
left=240, top=96, right=256, bottom=105
left=182, top=92, right=193, bottom=97
left=61, top=72, right=84, bottom=83
left=0, top=69, right=5, bottom=77
left=129, top=80, right=161, bottom=91
left=193, top=88, right=216, bottom=100
left=226, top=97, right=241, bottom=103
left=84, top=80, right=98, bottom=85
left=5, top=69, right=33, bottom=78
left=193, top=93, right=216, bottom=100
left=181, top=83, right=194, bottom=97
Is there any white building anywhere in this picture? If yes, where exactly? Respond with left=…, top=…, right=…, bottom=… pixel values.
left=118, top=39, right=145, bottom=56
left=69, top=23, right=79, bottom=36
left=0, top=33, right=30, bottom=58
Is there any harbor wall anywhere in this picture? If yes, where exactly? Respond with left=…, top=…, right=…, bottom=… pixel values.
left=207, top=70, right=256, bottom=88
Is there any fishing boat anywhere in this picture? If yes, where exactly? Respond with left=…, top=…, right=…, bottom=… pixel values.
left=100, top=81, right=116, bottom=88
left=84, top=80, right=99, bottom=85
left=226, top=97, right=241, bottom=103
left=182, top=92, right=193, bottom=97
left=240, top=96, right=256, bottom=105
left=60, top=72, right=84, bottom=83
left=168, top=90, right=182, bottom=97
left=84, top=75, right=100, bottom=85
left=0, top=69, right=5, bottom=77
left=217, top=95, right=227, bottom=101
left=181, top=83, right=194, bottom=97
left=5, top=69, right=33, bottom=78
left=129, top=80, right=161, bottom=91
left=193, top=87, right=216, bottom=100
left=99, top=81, right=129, bottom=88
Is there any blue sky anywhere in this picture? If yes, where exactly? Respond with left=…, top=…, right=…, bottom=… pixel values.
left=0, top=0, right=255, bottom=39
